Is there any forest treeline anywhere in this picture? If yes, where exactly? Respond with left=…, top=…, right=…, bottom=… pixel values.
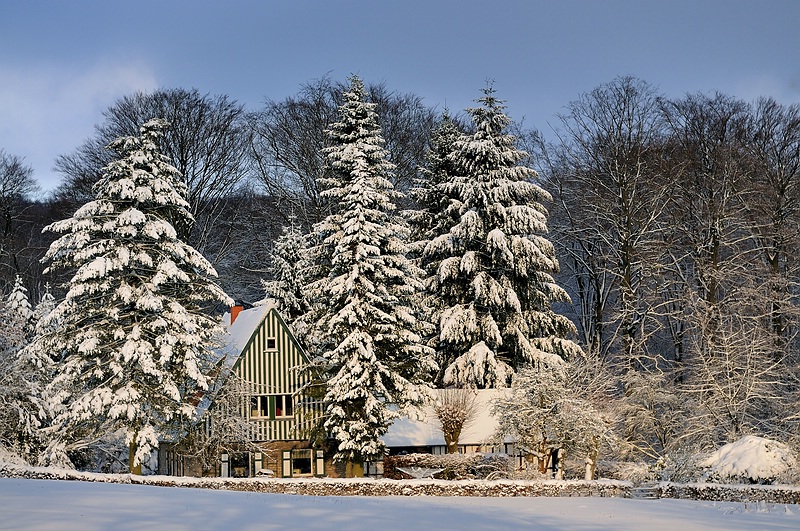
left=2, top=75, right=800, bottom=466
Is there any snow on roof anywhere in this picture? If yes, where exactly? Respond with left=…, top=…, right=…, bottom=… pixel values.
left=215, top=303, right=274, bottom=369
left=383, top=388, right=510, bottom=447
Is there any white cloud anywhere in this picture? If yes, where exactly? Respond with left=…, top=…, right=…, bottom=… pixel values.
left=0, top=61, right=158, bottom=194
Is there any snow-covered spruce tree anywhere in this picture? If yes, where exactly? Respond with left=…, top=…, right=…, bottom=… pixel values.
left=31, top=283, right=57, bottom=335
left=0, top=292, right=47, bottom=463
left=306, top=75, right=434, bottom=477
left=0, top=278, right=58, bottom=464
left=7, top=275, right=33, bottom=333
left=424, top=86, right=582, bottom=388
left=260, top=216, right=310, bottom=323
left=410, top=111, right=464, bottom=250
left=28, top=119, right=232, bottom=473
left=409, top=113, right=465, bottom=382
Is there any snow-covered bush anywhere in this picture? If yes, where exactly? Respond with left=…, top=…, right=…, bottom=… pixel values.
left=0, top=444, right=27, bottom=466
left=647, top=448, right=708, bottom=483
left=594, top=460, right=654, bottom=483
left=494, top=362, right=611, bottom=480
left=700, top=435, right=799, bottom=485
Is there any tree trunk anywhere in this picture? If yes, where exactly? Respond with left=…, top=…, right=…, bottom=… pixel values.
left=129, top=439, right=142, bottom=475
left=584, top=438, right=599, bottom=480
left=345, top=458, right=364, bottom=478
left=554, top=448, right=565, bottom=480
left=538, top=440, right=549, bottom=475
left=444, top=429, right=462, bottom=454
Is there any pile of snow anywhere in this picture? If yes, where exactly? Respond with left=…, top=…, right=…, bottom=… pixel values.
left=701, top=436, right=798, bottom=484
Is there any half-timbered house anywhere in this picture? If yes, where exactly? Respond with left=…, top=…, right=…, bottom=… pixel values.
left=159, top=303, right=326, bottom=478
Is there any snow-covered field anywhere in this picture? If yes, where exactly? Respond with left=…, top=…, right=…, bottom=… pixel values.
left=1, top=478, right=798, bottom=531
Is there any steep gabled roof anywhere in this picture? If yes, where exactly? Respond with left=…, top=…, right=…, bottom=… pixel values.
left=195, top=303, right=275, bottom=417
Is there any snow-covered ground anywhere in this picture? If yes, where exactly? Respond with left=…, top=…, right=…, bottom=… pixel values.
left=1, top=478, right=798, bottom=531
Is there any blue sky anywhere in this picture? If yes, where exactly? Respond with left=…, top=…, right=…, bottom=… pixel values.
left=2, top=0, right=799, bottom=195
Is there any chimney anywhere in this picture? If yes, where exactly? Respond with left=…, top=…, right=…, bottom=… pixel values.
left=230, top=305, right=244, bottom=325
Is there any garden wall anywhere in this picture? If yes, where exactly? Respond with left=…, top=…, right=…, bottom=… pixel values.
left=3, top=462, right=800, bottom=503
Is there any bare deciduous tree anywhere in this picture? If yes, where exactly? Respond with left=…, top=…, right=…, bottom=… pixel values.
left=174, top=372, right=265, bottom=474
left=248, top=76, right=436, bottom=226
left=658, top=93, right=754, bottom=375
left=0, top=151, right=40, bottom=291
left=744, top=98, right=800, bottom=342
left=548, top=77, right=669, bottom=368
left=432, top=388, right=480, bottom=454
left=53, top=88, right=250, bottom=253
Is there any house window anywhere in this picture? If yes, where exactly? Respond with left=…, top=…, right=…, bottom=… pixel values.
left=250, top=395, right=293, bottom=418
left=292, top=449, right=312, bottom=475
left=266, top=337, right=277, bottom=350
left=282, top=449, right=322, bottom=477
left=230, top=452, right=250, bottom=478
left=275, top=394, right=293, bottom=418
left=250, top=396, right=269, bottom=418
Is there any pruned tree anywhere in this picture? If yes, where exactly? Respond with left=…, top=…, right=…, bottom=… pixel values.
left=431, top=388, right=480, bottom=454
left=28, top=119, right=232, bottom=473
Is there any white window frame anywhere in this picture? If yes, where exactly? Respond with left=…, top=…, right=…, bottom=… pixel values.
left=250, top=394, right=293, bottom=419
left=274, top=394, right=293, bottom=418
left=250, top=395, right=269, bottom=418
